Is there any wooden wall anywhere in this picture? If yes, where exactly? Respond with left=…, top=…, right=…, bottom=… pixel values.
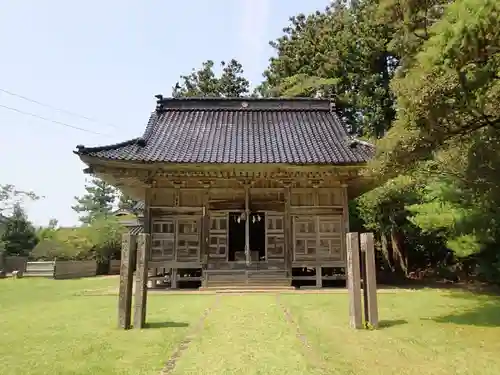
left=148, top=183, right=348, bottom=266
left=54, top=260, right=97, bottom=279
left=1, top=256, right=28, bottom=273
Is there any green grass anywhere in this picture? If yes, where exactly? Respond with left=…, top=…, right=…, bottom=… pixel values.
left=1, top=278, right=500, bottom=375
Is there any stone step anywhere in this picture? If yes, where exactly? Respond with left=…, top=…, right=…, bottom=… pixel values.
left=200, top=285, right=295, bottom=292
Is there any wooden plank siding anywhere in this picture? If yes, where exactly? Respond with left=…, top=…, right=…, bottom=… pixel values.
left=147, top=185, right=349, bottom=272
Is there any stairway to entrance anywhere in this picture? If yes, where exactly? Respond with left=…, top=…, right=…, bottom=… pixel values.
left=201, top=268, right=293, bottom=290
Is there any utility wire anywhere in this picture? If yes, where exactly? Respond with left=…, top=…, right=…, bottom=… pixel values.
left=0, top=103, right=108, bottom=136
left=0, top=88, right=118, bottom=129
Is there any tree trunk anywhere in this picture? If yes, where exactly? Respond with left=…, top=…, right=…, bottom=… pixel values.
left=380, top=232, right=394, bottom=271
left=390, top=228, right=408, bottom=276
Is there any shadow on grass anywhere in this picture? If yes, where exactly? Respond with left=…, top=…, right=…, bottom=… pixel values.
left=378, top=319, right=408, bottom=329
left=422, top=292, right=500, bottom=327
left=429, top=303, right=500, bottom=327
left=144, top=321, right=189, bottom=329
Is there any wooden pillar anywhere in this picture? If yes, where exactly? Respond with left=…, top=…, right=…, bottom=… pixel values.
left=134, top=233, right=150, bottom=329
left=346, top=232, right=362, bottom=329
left=171, top=268, right=178, bottom=289
left=201, top=188, right=209, bottom=266
left=118, top=233, right=136, bottom=329
left=284, top=185, right=293, bottom=276
left=341, top=184, right=350, bottom=231
left=244, top=185, right=250, bottom=265
left=315, top=266, right=322, bottom=288
left=361, top=232, right=378, bottom=328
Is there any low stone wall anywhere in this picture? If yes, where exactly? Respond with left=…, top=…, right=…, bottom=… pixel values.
left=1, top=256, right=28, bottom=273
left=54, top=260, right=97, bottom=279
left=109, top=260, right=121, bottom=275
left=26, top=261, right=55, bottom=277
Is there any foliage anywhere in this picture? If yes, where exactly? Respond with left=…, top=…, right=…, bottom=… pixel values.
left=260, top=0, right=397, bottom=137
left=31, top=216, right=126, bottom=261
left=85, top=215, right=126, bottom=261
left=172, top=59, right=250, bottom=98
left=374, top=0, right=500, bottom=176
left=72, top=177, right=117, bottom=224
left=0, top=204, right=38, bottom=257
left=0, top=184, right=40, bottom=216
left=363, top=0, right=500, bottom=282
left=258, top=0, right=499, bottom=283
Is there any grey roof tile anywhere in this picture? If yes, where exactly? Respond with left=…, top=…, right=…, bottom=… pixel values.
left=129, top=225, right=144, bottom=235
left=75, top=97, right=374, bottom=165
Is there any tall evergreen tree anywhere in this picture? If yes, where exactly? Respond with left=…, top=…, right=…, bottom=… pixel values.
left=1, top=204, right=38, bottom=257
left=260, top=0, right=397, bottom=138
left=72, top=178, right=117, bottom=224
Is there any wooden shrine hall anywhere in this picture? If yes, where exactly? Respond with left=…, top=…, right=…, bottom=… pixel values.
left=75, top=96, right=373, bottom=292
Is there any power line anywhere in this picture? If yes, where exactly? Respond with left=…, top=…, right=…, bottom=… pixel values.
left=0, top=88, right=118, bottom=129
left=0, top=103, right=109, bottom=136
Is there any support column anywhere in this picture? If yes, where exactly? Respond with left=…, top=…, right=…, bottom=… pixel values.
left=361, top=232, right=378, bottom=328
left=134, top=233, right=150, bottom=329
left=315, top=266, right=322, bottom=288
left=201, top=188, right=210, bottom=267
left=244, top=185, right=250, bottom=266
left=118, top=233, right=136, bottom=329
left=171, top=268, right=178, bottom=289
left=284, top=185, right=292, bottom=276
left=346, top=232, right=362, bottom=329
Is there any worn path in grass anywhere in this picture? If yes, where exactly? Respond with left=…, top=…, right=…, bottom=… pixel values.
left=2, top=278, right=500, bottom=375
left=169, top=294, right=328, bottom=375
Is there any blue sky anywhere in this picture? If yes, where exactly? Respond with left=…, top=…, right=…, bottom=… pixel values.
left=0, top=0, right=328, bottom=227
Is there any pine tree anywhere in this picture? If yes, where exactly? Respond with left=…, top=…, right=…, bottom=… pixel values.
left=72, top=178, right=117, bottom=224
left=1, top=204, right=38, bottom=257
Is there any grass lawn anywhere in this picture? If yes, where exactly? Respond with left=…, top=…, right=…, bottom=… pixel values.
left=1, top=277, right=500, bottom=375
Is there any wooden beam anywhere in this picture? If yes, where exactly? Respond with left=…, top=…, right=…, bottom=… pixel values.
left=284, top=185, right=292, bottom=275
left=134, top=233, right=150, bottom=329
left=346, top=232, right=362, bottom=329
left=201, top=188, right=209, bottom=267
left=361, top=232, right=378, bottom=328
left=244, top=185, right=250, bottom=265
left=118, top=233, right=136, bottom=329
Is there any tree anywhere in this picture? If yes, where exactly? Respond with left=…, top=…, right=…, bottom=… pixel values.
left=1, top=204, right=38, bottom=257
left=362, top=0, right=500, bottom=283
left=260, top=0, right=397, bottom=138
left=172, top=59, right=250, bottom=97
left=0, top=184, right=40, bottom=256
left=72, top=178, right=117, bottom=224
left=0, top=184, right=40, bottom=216
left=373, top=0, right=500, bottom=176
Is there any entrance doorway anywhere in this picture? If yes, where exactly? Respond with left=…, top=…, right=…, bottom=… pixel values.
left=228, top=211, right=266, bottom=262
left=250, top=212, right=266, bottom=261
left=228, top=212, right=245, bottom=261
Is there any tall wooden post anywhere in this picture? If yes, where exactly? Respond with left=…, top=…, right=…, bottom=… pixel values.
left=244, top=185, right=250, bottom=266
left=361, top=232, right=378, bottom=328
left=346, top=232, right=362, bottom=329
left=118, top=233, right=136, bottom=329
left=284, top=185, right=292, bottom=277
left=134, top=233, right=150, bottom=329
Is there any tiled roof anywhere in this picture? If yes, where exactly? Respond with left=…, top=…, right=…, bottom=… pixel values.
left=133, top=201, right=145, bottom=211
left=75, top=97, right=373, bottom=165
